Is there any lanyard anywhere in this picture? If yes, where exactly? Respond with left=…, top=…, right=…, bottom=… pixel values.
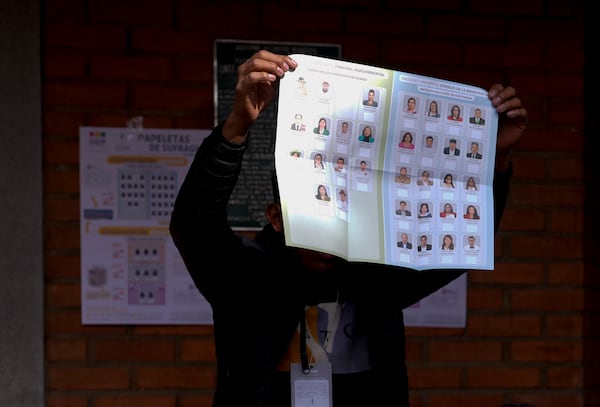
left=299, top=316, right=311, bottom=374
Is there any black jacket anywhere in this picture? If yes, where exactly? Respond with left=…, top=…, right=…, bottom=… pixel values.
left=169, top=122, right=513, bottom=406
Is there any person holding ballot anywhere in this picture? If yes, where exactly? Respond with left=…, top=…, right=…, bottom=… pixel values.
left=169, top=50, right=527, bottom=407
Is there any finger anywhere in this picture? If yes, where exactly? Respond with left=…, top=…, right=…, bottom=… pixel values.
left=497, top=96, right=522, bottom=114
left=239, top=52, right=296, bottom=79
left=490, top=86, right=517, bottom=108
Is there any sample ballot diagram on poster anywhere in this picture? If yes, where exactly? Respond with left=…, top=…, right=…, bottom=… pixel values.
left=79, top=126, right=213, bottom=324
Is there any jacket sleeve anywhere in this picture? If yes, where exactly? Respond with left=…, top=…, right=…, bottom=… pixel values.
left=169, top=122, right=247, bottom=301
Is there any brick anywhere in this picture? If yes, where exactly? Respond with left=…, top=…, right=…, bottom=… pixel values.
left=44, top=111, right=85, bottom=138
left=44, top=0, right=85, bottom=22
left=472, top=263, right=545, bottom=284
left=511, top=72, right=583, bottom=98
left=550, top=209, right=584, bottom=233
left=408, top=367, right=462, bottom=388
left=466, top=287, right=503, bottom=310
left=88, top=0, right=173, bottom=26
left=510, top=288, right=584, bottom=311
left=546, top=315, right=584, bottom=336
left=44, top=83, right=127, bottom=108
left=88, top=113, right=175, bottom=129
left=509, top=236, right=582, bottom=259
left=383, top=39, right=462, bottom=67
left=44, top=53, right=86, bottom=78
left=466, top=315, right=542, bottom=336
left=45, top=197, right=79, bottom=221
left=180, top=394, right=215, bottom=407
left=472, top=0, right=544, bottom=15
left=90, top=56, right=172, bottom=81
left=180, top=338, right=216, bottom=362
left=132, top=29, right=211, bottom=54
left=428, top=340, right=502, bottom=362
left=466, top=43, right=544, bottom=69
left=45, top=254, right=81, bottom=278
left=44, top=168, right=79, bottom=194
left=44, top=140, right=79, bottom=164
left=94, top=395, right=176, bottom=407
left=548, top=99, right=585, bottom=126
left=498, top=208, right=545, bottom=231
left=132, top=324, right=214, bottom=336
left=405, top=338, right=425, bottom=362
left=44, top=24, right=126, bottom=49
left=46, top=282, right=81, bottom=307
left=466, top=367, right=540, bottom=387
left=264, top=5, right=342, bottom=33
left=45, top=223, right=80, bottom=250
left=94, top=339, right=175, bottom=362
left=547, top=44, right=585, bottom=71
left=46, top=338, right=87, bottom=362
left=132, top=84, right=211, bottom=110
left=511, top=341, right=582, bottom=362
left=549, top=157, right=584, bottom=180
left=428, top=393, right=503, bottom=407
left=511, top=19, right=584, bottom=43
left=548, top=262, right=584, bottom=284
left=177, top=1, right=260, bottom=32
left=510, top=393, right=583, bottom=407
left=430, top=15, right=507, bottom=40
left=136, top=367, right=216, bottom=389
left=46, top=394, right=87, bottom=407
left=46, top=309, right=127, bottom=335
left=174, top=56, right=214, bottom=82
left=511, top=156, right=546, bottom=179
left=515, top=129, right=584, bottom=153
left=48, top=367, right=130, bottom=390
left=547, top=366, right=583, bottom=388
left=346, top=10, right=425, bottom=37
left=510, top=184, right=584, bottom=206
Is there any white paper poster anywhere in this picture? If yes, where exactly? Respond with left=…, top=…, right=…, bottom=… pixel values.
left=79, top=126, right=213, bottom=324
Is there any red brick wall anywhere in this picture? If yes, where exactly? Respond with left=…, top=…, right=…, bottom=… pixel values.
left=42, top=1, right=589, bottom=407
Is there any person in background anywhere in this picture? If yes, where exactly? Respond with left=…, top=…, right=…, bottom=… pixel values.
left=334, top=156, right=347, bottom=174
left=169, top=50, right=527, bottom=407
left=464, top=235, right=480, bottom=251
left=464, top=205, right=480, bottom=219
left=363, top=88, right=378, bottom=106
left=313, top=153, right=325, bottom=170
left=418, top=202, right=433, bottom=219
left=440, top=202, right=457, bottom=219
left=425, top=100, right=440, bottom=118
left=394, top=166, right=411, bottom=184
left=417, top=170, right=433, bottom=186
left=404, top=97, right=417, bottom=114
left=442, top=173, right=455, bottom=188
left=467, top=141, right=483, bottom=159
left=399, top=131, right=415, bottom=149
left=469, top=108, right=485, bottom=125
left=313, top=117, right=330, bottom=135
left=358, top=125, right=374, bottom=142
left=441, top=234, right=455, bottom=250
left=443, top=138, right=460, bottom=156
left=395, top=200, right=411, bottom=216
left=447, top=104, right=463, bottom=121
left=465, top=176, right=478, bottom=191
left=397, top=233, right=413, bottom=249
left=417, top=235, right=432, bottom=252
left=315, top=184, right=331, bottom=201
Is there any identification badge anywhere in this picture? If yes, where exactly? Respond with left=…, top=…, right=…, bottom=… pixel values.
left=290, top=362, right=333, bottom=407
